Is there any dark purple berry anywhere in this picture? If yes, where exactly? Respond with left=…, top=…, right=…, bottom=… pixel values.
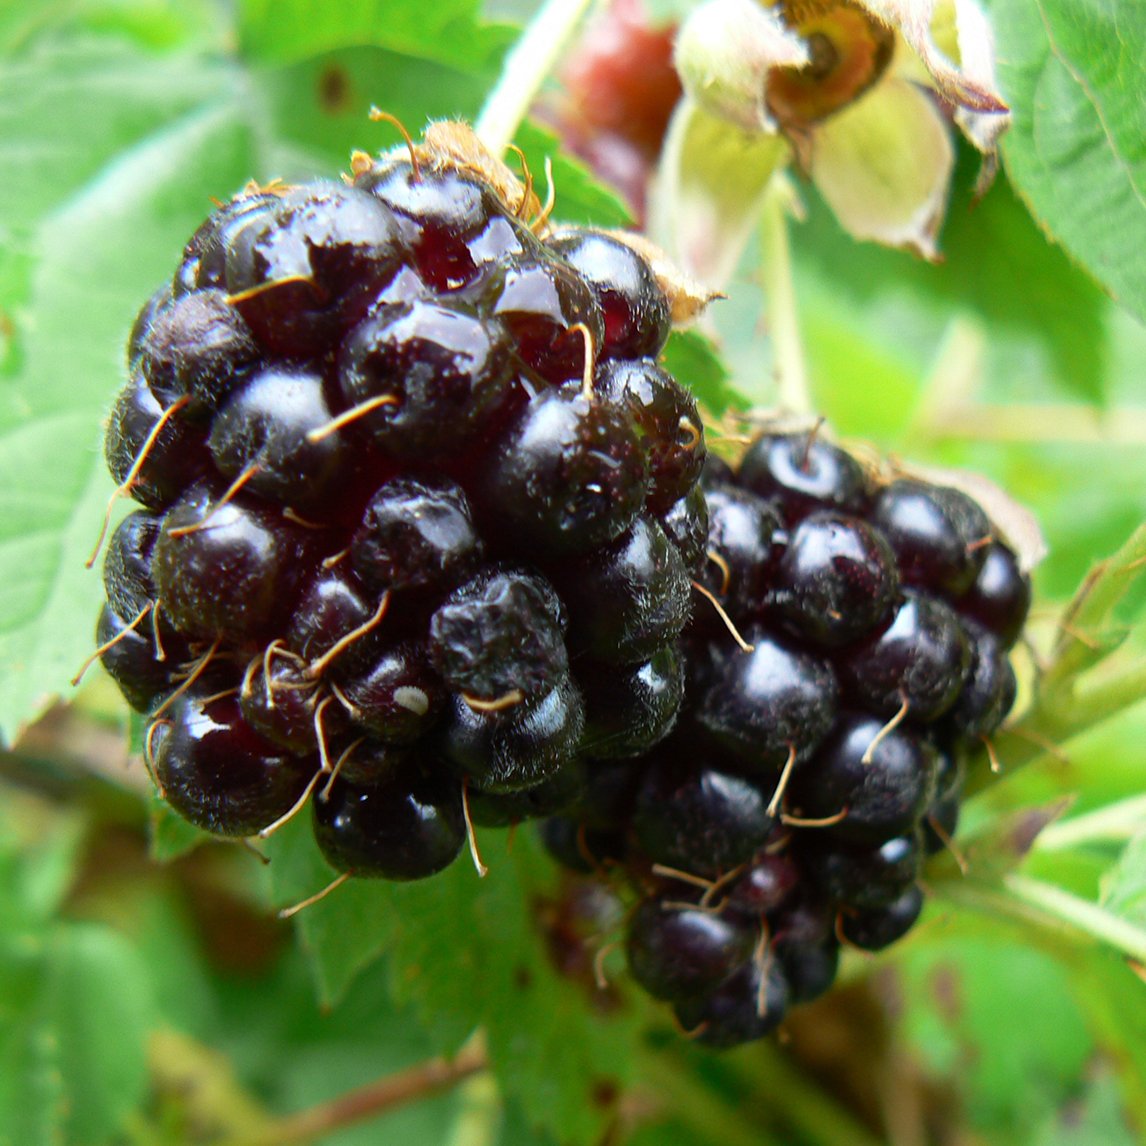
left=594, top=358, right=705, bottom=512
left=465, top=759, right=587, bottom=828
left=787, top=713, right=939, bottom=843
left=475, top=385, right=647, bottom=554
left=836, top=591, right=970, bottom=721
left=633, top=757, right=774, bottom=876
left=486, top=253, right=604, bottom=383
left=338, top=300, right=517, bottom=458
left=313, top=762, right=465, bottom=880
left=96, top=604, right=175, bottom=713
left=429, top=567, right=569, bottom=702
left=626, top=898, right=756, bottom=1001
left=659, top=484, right=709, bottom=575
left=224, top=182, right=403, bottom=356
left=696, top=630, right=837, bottom=771
left=547, top=229, right=671, bottom=358
left=839, top=884, right=925, bottom=951
left=737, top=431, right=870, bottom=523
left=138, top=289, right=257, bottom=416
left=334, top=642, right=444, bottom=745
left=105, top=375, right=210, bottom=508
left=152, top=691, right=317, bottom=837
left=350, top=476, right=483, bottom=593
left=673, top=961, right=789, bottom=1048
left=103, top=510, right=162, bottom=623
left=553, top=515, right=691, bottom=662
left=728, top=851, right=800, bottom=914
left=871, top=479, right=991, bottom=598
left=208, top=366, right=355, bottom=512
left=958, top=539, right=1031, bottom=648
left=772, top=512, right=900, bottom=647
left=580, top=644, right=685, bottom=759
left=440, top=676, right=585, bottom=793
left=943, top=621, right=1017, bottom=740
left=152, top=486, right=310, bottom=643
left=286, top=567, right=381, bottom=667
left=239, top=653, right=328, bottom=755
left=358, top=162, right=506, bottom=290
left=773, top=937, right=839, bottom=1004
left=807, top=832, right=922, bottom=910
left=696, top=485, right=783, bottom=620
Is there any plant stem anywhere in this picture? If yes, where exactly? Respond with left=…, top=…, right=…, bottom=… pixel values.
left=758, top=176, right=812, bottom=416
left=1036, top=794, right=1146, bottom=851
left=744, top=1041, right=887, bottom=1146
left=474, top=0, right=596, bottom=157
left=225, top=1041, right=489, bottom=1146
left=1002, top=873, right=1146, bottom=963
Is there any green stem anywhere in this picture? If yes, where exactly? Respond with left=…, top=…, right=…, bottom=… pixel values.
left=474, top=0, right=596, bottom=157
left=1066, top=655, right=1146, bottom=732
left=1002, top=874, right=1146, bottom=963
left=1036, top=794, right=1146, bottom=851
left=758, top=176, right=812, bottom=416
left=638, top=1051, right=779, bottom=1146
left=743, top=1041, right=887, bottom=1146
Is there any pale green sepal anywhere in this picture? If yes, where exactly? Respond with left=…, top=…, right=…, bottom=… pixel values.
left=810, top=79, right=953, bottom=260
left=650, top=96, right=788, bottom=289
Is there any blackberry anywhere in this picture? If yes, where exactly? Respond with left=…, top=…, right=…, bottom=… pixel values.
left=545, top=423, right=1031, bottom=1047
left=92, top=121, right=708, bottom=894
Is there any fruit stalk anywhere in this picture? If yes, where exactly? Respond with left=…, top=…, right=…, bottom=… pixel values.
left=475, top=0, right=598, bottom=157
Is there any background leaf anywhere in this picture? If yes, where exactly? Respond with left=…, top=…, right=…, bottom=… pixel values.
left=990, top=0, right=1146, bottom=322
left=263, top=820, right=640, bottom=1145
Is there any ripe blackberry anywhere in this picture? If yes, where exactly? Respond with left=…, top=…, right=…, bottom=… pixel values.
left=737, top=430, right=870, bottom=523
left=338, top=299, right=517, bottom=459
left=92, top=121, right=708, bottom=896
left=632, top=756, right=774, bottom=876
left=673, top=962, right=790, bottom=1048
left=696, top=630, right=838, bottom=771
left=543, top=423, right=1032, bottom=1048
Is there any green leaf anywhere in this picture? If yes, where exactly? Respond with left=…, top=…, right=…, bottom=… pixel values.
left=660, top=329, right=743, bottom=417
left=1036, top=1071, right=1140, bottom=1146
left=515, top=120, right=633, bottom=228
left=991, top=0, right=1146, bottom=323
left=0, top=809, right=154, bottom=1146
left=236, top=0, right=515, bottom=72
left=252, top=46, right=496, bottom=180
left=263, top=821, right=640, bottom=1145
left=149, top=793, right=211, bottom=863
left=1100, top=831, right=1146, bottom=928
left=899, top=929, right=1094, bottom=1132
left=0, top=89, right=254, bottom=745
left=793, top=157, right=1111, bottom=405
left=45, top=925, right=154, bottom=1145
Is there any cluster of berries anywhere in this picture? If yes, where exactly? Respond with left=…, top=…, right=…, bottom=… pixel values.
left=90, top=129, right=1029, bottom=1049
left=93, top=127, right=709, bottom=884
left=542, top=434, right=1030, bottom=1046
